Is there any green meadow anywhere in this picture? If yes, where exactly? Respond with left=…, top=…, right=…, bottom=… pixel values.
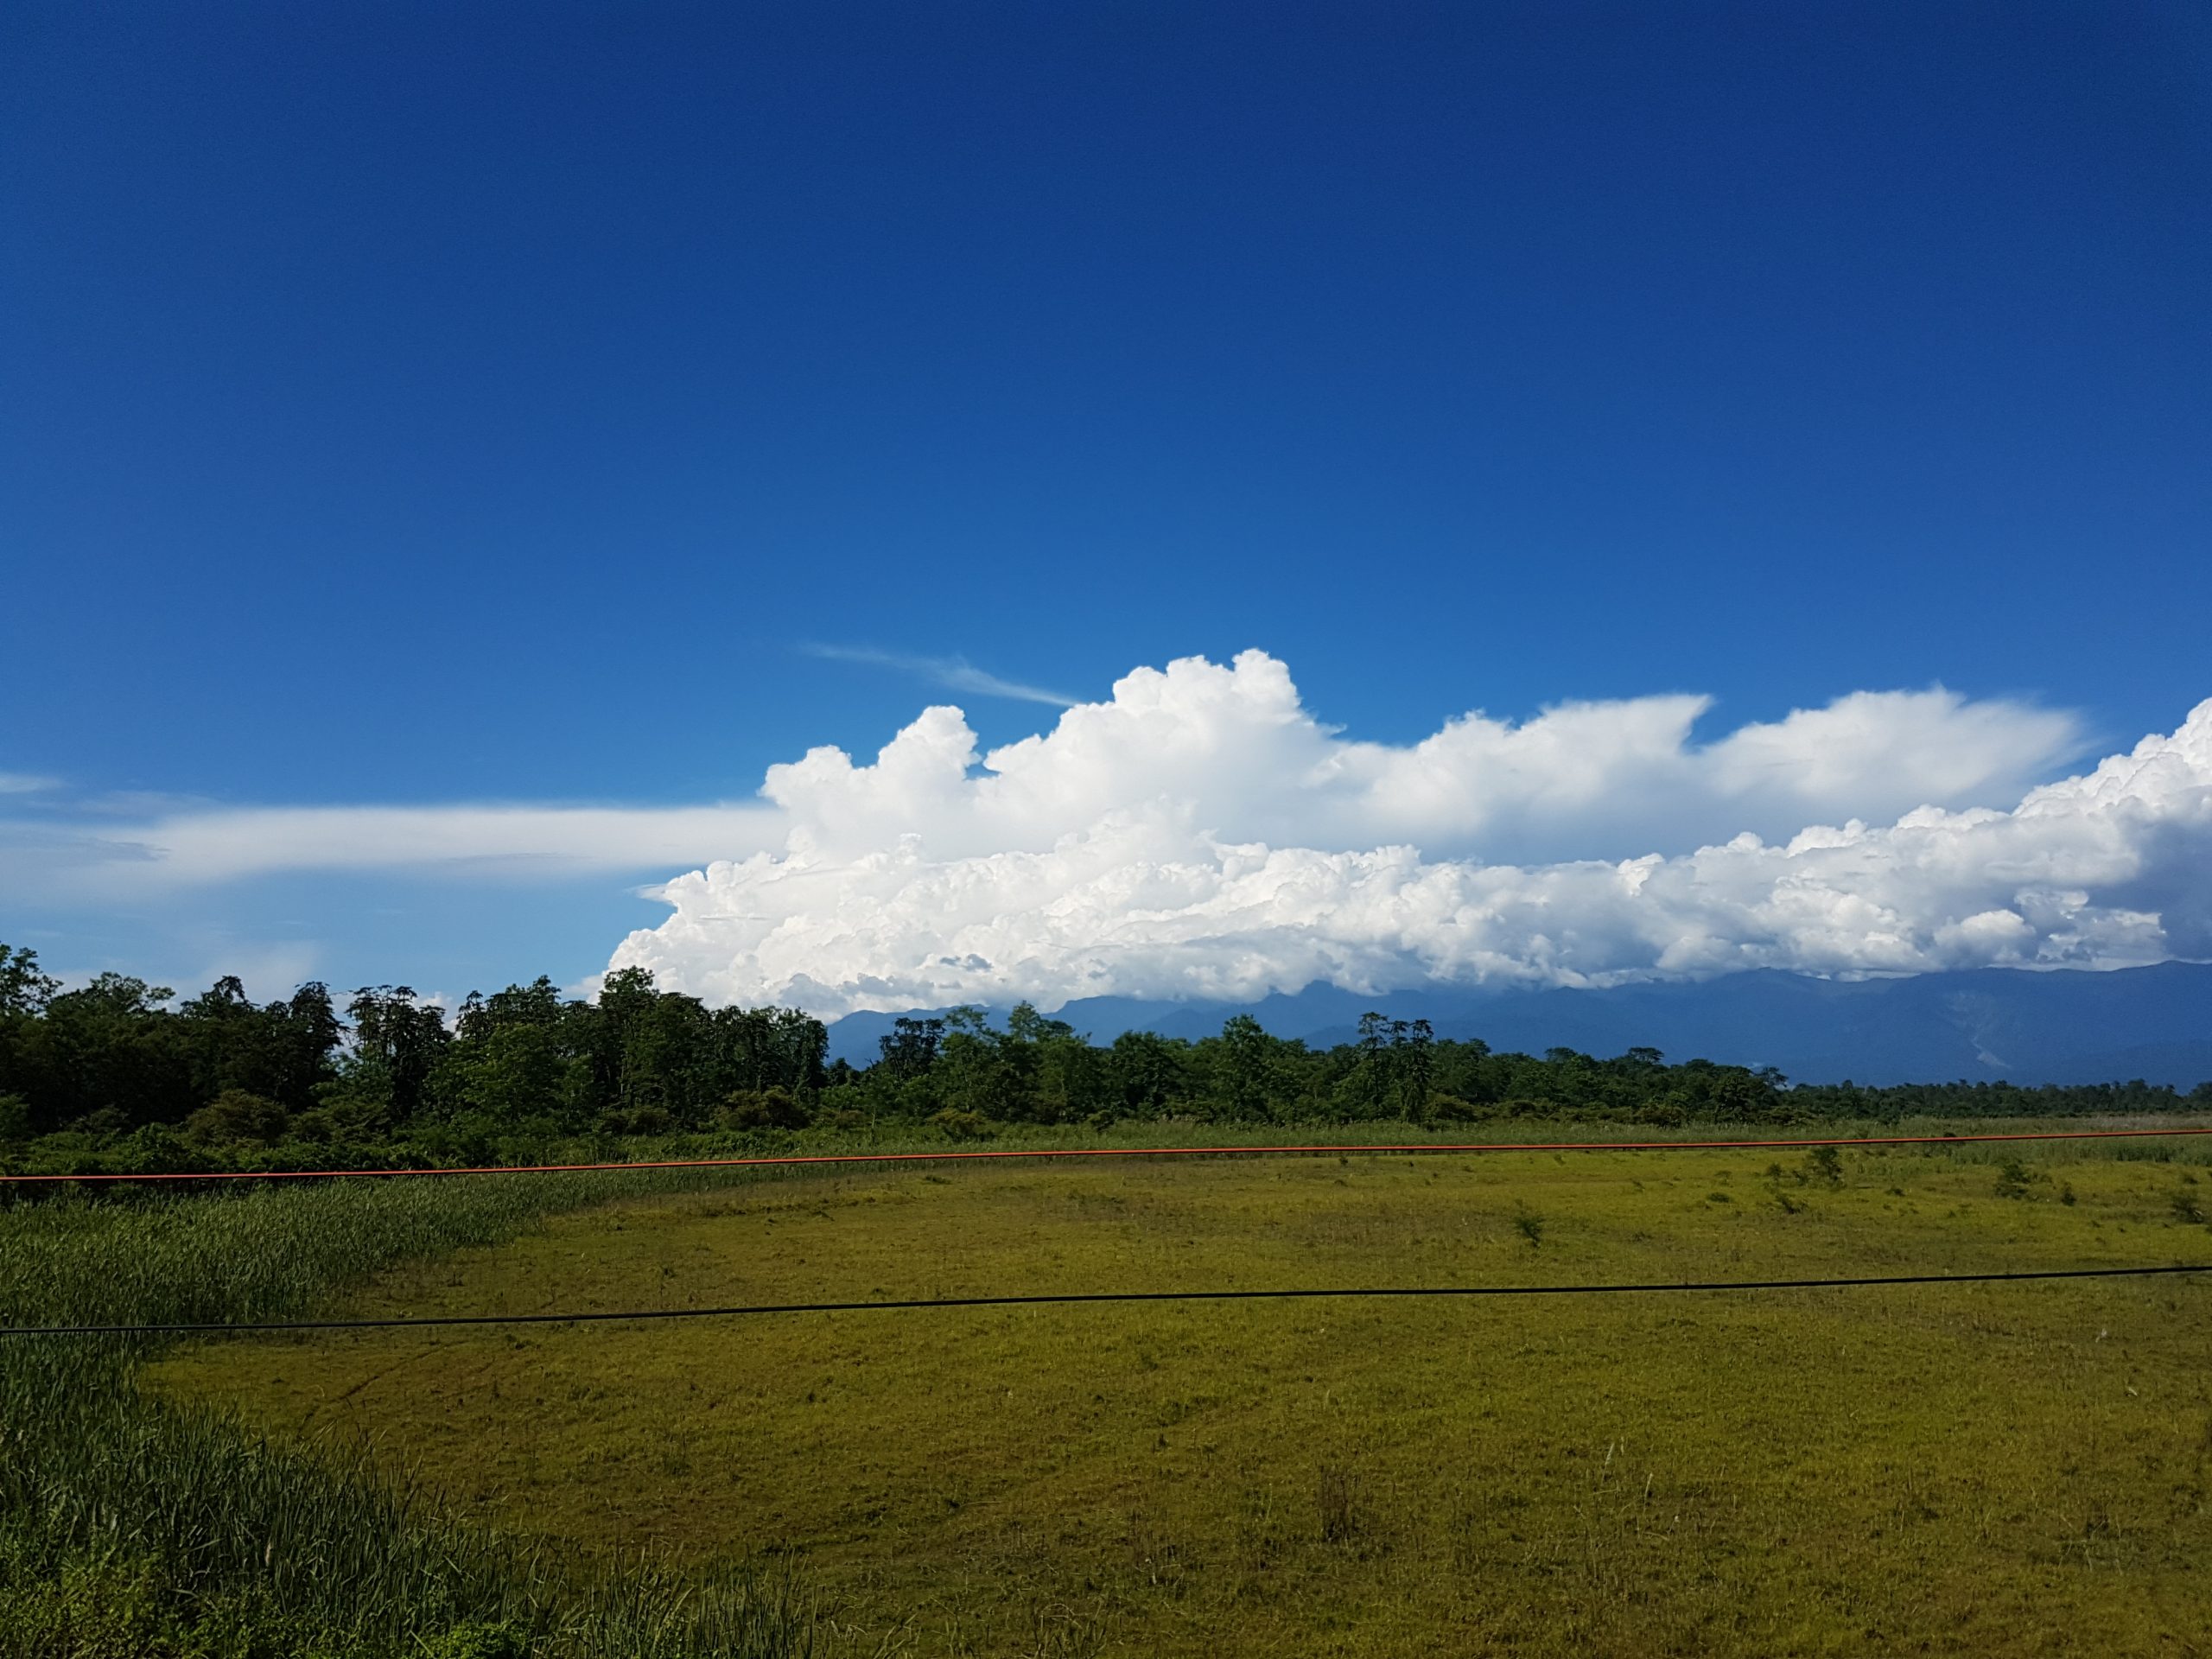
left=144, top=1133, right=2212, bottom=1656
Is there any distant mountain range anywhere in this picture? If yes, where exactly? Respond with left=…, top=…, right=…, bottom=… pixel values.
left=823, top=961, right=2212, bottom=1088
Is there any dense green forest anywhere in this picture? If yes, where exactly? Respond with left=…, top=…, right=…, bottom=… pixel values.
left=1, top=941, right=2205, bottom=1173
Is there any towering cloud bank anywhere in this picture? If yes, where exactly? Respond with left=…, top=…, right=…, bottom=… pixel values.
left=608, top=652, right=2212, bottom=1015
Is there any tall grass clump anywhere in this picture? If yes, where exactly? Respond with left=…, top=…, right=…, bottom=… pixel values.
left=0, top=1169, right=842, bottom=1657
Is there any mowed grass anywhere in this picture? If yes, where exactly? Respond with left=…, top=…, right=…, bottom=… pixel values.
left=153, top=1142, right=2212, bottom=1656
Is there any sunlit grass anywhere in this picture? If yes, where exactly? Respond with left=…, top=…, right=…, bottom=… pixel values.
left=149, top=1132, right=2212, bottom=1656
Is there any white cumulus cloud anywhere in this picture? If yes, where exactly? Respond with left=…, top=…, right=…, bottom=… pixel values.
left=607, top=652, right=2208, bottom=1016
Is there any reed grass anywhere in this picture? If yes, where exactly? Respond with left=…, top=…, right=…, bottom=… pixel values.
left=0, top=1165, right=849, bottom=1656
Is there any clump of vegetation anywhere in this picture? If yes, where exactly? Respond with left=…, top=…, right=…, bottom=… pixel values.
left=1512, top=1204, right=1546, bottom=1249
left=1803, top=1145, right=1843, bottom=1186
left=2170, top=1187, right=2205, bottom=1225
left=1316, top=1462, right=1365, bottom=1545
left=1427, top=1087, right=1506, bottom=1124
left=0, top=1165, right=833, bottom=1658
left=719, top=1087, right=810, bottom=1131
left=182, top=1086, right=291, bottom=1148
left=1993, top=1159, right=2037, bottom=1200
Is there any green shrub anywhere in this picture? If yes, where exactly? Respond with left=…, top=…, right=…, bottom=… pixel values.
left=595, top=1105, right=674, bottom=1136
left=1425, top=1093, right=1492, bottom=1124
left=183, top=1090, right=289, bottom=1148
left=719, top=1089, right=810, bottom=1131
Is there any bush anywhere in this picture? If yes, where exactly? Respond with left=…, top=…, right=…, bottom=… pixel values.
left=596, top=1104, right=674, bottom=1136
left=718, top=1089, right=810, bottom=1131
left=1424, top=1093, right=1493, bottom=1124
left=182, top=1090, right=289, bottom=1148
left=927, top=1109, right=997, bottom=1141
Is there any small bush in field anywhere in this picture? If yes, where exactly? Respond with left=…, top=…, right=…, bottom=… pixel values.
left=1316, top=1463, right=1363, bottom=1544
left=596, top=1103, right=674, bottom=1136
left=1427, top=1093, right=1491, bottom=1124
left=720, top=1087, right=810, bottom=1130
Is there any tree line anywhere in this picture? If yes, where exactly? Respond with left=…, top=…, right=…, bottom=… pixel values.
left=1, top=942, right=2204, bottom=1168
left=0, top=945, right=824, bottom=1154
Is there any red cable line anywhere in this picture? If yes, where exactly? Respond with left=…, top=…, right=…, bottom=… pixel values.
left=7, top=1123, right=2211, bottom=1183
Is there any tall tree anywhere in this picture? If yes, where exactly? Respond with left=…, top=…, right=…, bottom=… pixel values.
left=343, top=986, right=451, bottom=1126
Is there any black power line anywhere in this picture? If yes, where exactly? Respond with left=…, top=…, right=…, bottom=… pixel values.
left=8, top=1262, right=2205, bottom=1338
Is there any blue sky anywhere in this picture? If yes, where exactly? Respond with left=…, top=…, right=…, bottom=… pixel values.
left=3, top=3, right=2209, bottom=1009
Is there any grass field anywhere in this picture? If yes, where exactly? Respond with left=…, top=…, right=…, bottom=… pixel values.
left=151, top=1135, right=2212, bottom=1656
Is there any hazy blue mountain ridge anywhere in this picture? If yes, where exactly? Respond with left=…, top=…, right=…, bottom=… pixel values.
left=823, top=962, right=2212, bottom=1088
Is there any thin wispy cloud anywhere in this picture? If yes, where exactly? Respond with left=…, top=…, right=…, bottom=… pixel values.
left=803, top=644, right=1077, bottom=707
left=3, top=802, right=785, bottom=893
left=0, top=772, right=60, bottom=795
